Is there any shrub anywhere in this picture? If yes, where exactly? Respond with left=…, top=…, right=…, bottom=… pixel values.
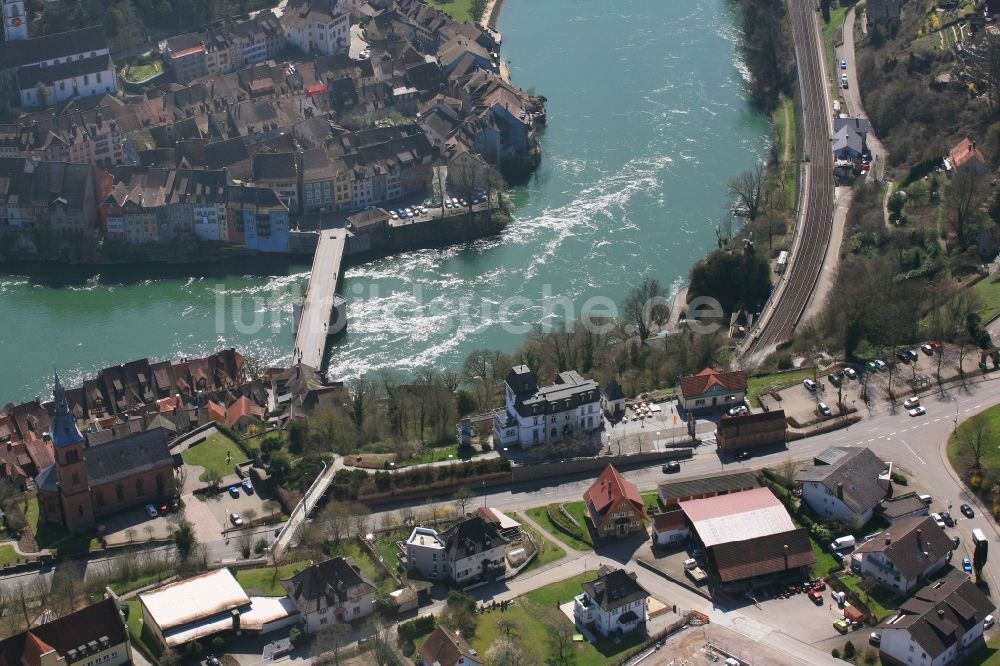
left=401, top=640, right=416, bottom=657
left=843, top=640, right=856, bottom=659
left=891, top=472, right=908, bottom=486
left=211, top=637, right=226, bottom=653
left=254, top=538, right=267, bottom=555
left=398, top=615, right=436, bottom=641
left=186, top=641, right=203, bottom=659
left=289, top=626, right=305, bottom=648
left=831, top=648, right=841, bottom=659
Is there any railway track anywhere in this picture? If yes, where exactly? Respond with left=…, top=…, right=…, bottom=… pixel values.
left=741, top=0, right=835, bottom=362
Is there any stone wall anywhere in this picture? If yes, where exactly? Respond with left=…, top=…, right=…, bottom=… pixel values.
left=509, top=448, right=693, bottom=483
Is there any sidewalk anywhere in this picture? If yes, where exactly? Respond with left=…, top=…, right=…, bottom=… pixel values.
left=271, top=454, right=342, bottom=558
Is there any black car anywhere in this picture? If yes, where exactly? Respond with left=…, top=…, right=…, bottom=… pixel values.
left=662, top=461, right=680, bottom=473
left=961, top=503, right=975, bottom=519
left=895, top=352, right=910, bottom=363
left=953, top=535, right=961, bottom=548
left=206, top=657, right=221, bottom=666
left=941, top=511, right=955, bottom=527
left=736, top=451, right=751, bottom=462
left=827, top=373, right=842, bottom=387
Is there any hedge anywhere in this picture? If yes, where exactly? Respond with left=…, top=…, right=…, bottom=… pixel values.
left=398, top=614, right=436, bottom=641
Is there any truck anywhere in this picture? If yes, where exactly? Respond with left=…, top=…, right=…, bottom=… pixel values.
left=973, top=528, right=989, bottom=572
left=776, top=250, right=789, bottom=275
left=685, top=566, right=708, bottom=585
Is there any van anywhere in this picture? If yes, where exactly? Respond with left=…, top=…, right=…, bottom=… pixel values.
left=919, top=494, right=932, bottom=505
left=683, top=558, right=698, bottom=571
left=832, top=535, right=856, bottom=551
left=803, top=378, right=817, bottom=392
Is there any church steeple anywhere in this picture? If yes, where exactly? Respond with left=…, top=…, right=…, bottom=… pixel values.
left=51, top=372, right=83, bottom=449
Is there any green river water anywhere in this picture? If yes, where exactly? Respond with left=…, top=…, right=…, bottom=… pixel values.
left=0, top=0, right=769, bottom=402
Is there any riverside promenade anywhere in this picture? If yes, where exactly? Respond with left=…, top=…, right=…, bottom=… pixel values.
left=293, top=229, right=347, bottom=369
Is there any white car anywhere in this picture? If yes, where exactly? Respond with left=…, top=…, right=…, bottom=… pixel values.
left=803, top=378, right=817, bottom=392
left=818, top=402, right=832, bottom=416
left=908, top=406, right=926, bottom=417
left=230, top=513, right=244, bottom=526
left=390, top=211, right=398, bottom=219
left=903, top=397, right=920, bottom=409
left=874, top=359, right=888, bottom=371
left=145, top=504, right=158, bottom=518
left=843, top=367, right=857, bottom=380
left=841, top=74, right=849, bottom=88
left=931, top=513, right=946, bottom=529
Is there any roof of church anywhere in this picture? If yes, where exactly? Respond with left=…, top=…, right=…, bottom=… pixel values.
left=51, top=373, right=84, bottom=449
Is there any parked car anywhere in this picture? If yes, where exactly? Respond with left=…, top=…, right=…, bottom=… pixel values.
left=833, top=619, right=850, bottom=634
left=242, top=477, right=254, bottom=494
left=841, top=74, right=849, bottom=88
left=903, top=397, right=920, bottom=409
left=908, top=406, right=926, bottom=417
left=818, top=402, right=832, bottom=416
left=736, top=451, right=751, bottom=462
left=941, top=511, right=954, bottom=527
left=727, top=405, right=749, bottom=416
left=827, top=373, right=841, bottom=387
left=158, top=502, right=168, bottom=515
left=866, top=360, right=877, bottom=371
left=921, top=343, right=935, bottom=356
left=986, top=614, right=995, bottom=629
left=840, top=59, right=847, bottom=70
left=964, top=557, right=973, bottom=573
left=961, top=503, right=975, bottom=518
left=803, top=378, right=818, bottom=392
left=808, top=589, right=824, bottom=604
left=874, top=359, right=888, bottom=371
left=953, top=536, right=961, bottom=548
left=931, top=513, right=946, bottom=529
left=206, top=656, right=221, bottom=666
left=145, top=504, right=158, bottom=518
left=662, top=461, right=680, bottom=473
left=869, top=633, right=881, bottom=646
left=896, top=351, right=910, bottom=363
left=228, top=485, right=240, bottom=498
left=844, top=367, right=858, bottom=380
left=907, top=349, right=920, bottom=361
left=230, top=513, right=244, bottom=526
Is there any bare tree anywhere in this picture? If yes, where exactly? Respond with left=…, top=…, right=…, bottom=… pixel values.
left=313, top=623, right=350, bottom=664
left=728, top=161, right=766, bottom=223
left=243, top=507, right=258, bottom=526
left=453, top=486, right=474, bottom=516
left=958, top=412, right=992, bottom=471
left=486, top=636, right=525, bottom=666
left=621, top=278, right=670, bottom=340
left=545, top=619, right=575, bottom=666
left=944, top=169, right=985, bottom=252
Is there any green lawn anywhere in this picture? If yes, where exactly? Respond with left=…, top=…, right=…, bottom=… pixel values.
left=771, top=95, right=797, bottom=210
left=747, top=368, right=814, bottom=407
left=0, top=544, right=18, bottom=566
left=822, top=5, right=851, bottom=92
left=329, top=540, right=396, bottom=593
left=525, top=504, right=593, bottom=551
left=125, top=600, right=162, bottom=659
left=948, top=403, right=1000, bottom=485
left=510, top=512, right=566, bottom=572
left=972, top=276, right=1000, bottom=323
left=839, top=573, right=901, bottom=622
left=371, top=529, right=409, bottom=569
left=235, top=560, right=310, bottom=596
left=426, top=0, right=475, bottom=22
left=182, top=432, right=249, bottom=482
left=24, top=496, right=38, bottom=528
left=123, top=58, right=163, bottom=82
left=470, top=572, right=644, bottom=666
left=970, top=633, right=1000, bottom=664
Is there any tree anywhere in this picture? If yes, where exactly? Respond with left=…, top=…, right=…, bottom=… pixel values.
left=34, top=82, right=50, bottom=108
left=944, top=169, right=985, bottom=252
left=957, top=413, right=992, bottom=471
left=486, top=636, right=525, bottom=666
left=313, top=623, right=350, bottom=664
left=174, top=520, right=197, bottom=562
left=545, top=619, right=575, bottom=666
left=443, top=590, right=477, bottom=638
left=203, top=468, right=222, bottom=490
left=728, top=162, right=766, bottom=224
left=621, top=278, right=669, bottom=340
left=288, top=418, right=309, bottom=455
left=843, top=640, right=856, bottom=660
left=453, top=486, right=474, bottom=516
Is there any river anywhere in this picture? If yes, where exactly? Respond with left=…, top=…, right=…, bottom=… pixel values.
left=0, top=0, right=769, bottom=403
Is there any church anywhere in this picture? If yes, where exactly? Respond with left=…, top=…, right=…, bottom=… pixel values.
left=36, top=375, right=176, bottom=533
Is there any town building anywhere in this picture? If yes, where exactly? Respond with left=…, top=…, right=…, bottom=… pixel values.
left=0, top=158, right=98, bottom=235
left=833, top=124, right=864, bottom=161
left=657, top=469, right=758, bottom=507
left=10, top=26, right=117, bottom=108
left=493, top=365, right=601, bottom=448
left=404, top=515, right=509, bottom=584
left=281, top=0, right=350, bottom=56
left=227, top=185, right=291, bottom=252
left=855, top=515, right=955, bottom=595
left=573, top=566, right=649, bottom=639
left=715, top=410, right=787, bottom=455
left=417, top=627, right=483, bottom=666
left=584, top=464, right=648, bottom=538
left=0, top=598, right=131, bottom=666
left=281, top=557, right=377, bottom=632
left=601, top=379, right=625, bottom=418
left=946, top=137, right=988, bottom=178
left=140, top=569, right=298, bottom=650
left=796, top=446, right=891, bottom=528
left=679, top=486, right=815, bottom=585
left=677, top=368, right=747, bottom=414
left=876, top=492, right=931, bottom=524
left=878, top=571, right=994, bottom=666
left=36, top=375, right=175, bottom=532
left=162, top=33, right=210, bottom=84
left=3, top=0, right=28, bottom=41
left=866, top=0, right=902, bottom=28
left=650, top=509, right=688, bottom=547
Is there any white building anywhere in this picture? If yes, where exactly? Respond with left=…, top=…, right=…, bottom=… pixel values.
left=574, top=566, right=649, bottom=639
left=280, top=557, right=377, bottom=633
left=879, top=571, right=994, bottom=666
left=405, top=516, right=508, bottom=585
left=795, top=446, right=891, bottom=528
left=10, top=26, right=117, bottom=108
left=281, top=0, right=350, bottom=56
left=650, top=510, right=688, bottom=547
left=855, top=515, right=954, bottom=596
left=493, top=365, right=602, bottom=448
left=3, top=0, right=28, bottom=41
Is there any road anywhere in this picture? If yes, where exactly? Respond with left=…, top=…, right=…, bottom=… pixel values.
left=292, top=229, right=346, bottom=368
left=742, top=0, right=835, bottom=364
left=837, top=6, right=889, bottom=183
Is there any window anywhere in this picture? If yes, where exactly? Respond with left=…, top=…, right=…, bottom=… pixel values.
left=72, top=472, right=79, bottom=485
left=59, top=81, right=65, bottom=91
left=116, top=485, right=124, bottom=501
left=135, top=478, right=144, bottom=496
left=96, top=72, right=102, bottom=83
left=353, top=606, right=360, bottom=614
left=78, top=504, right=84, bottom=517
left=319, top=618, right=327, bottom=625
left=84, top=74, right=89, bottom=85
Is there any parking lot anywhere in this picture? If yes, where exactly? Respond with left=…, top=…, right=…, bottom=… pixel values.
left=183, top=481, right=280, bottom=542
left=743, top=583, right=863, bottom=646
left=103, top=503, right=185, bottom=545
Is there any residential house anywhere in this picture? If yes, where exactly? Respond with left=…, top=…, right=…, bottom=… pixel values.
left=226, top=395, right=265, bottom=433
left=584, top=464, right=648, bottom=538
left=855, top=516, right=955, bottom=595
left=280, top=557, right=377, bottom=632
left=0, top=598, right=131, bottom=666
left=651, top=509, right=689, bottom=547
left=833, top=124, right=864, bottom=161
left=601, top=379, right=625, bottom=418
left=795, top=446, right=891, bottom=528
left=416, top=627, right=483, bottom=666
left=0, top=158, right=99, bottom=235
left=947, top=138, right=988, bottom=177
left=251, top=152, right=299, bottom=210
left=492, top=365, right=601, bottom=448
left=715, top=410, right=787, bottom=455
left=573, top=566, right=649, bottom=639
left=677, top=367, right=747, bottom=414
left=404, top=515, right=508, bottom=584
left=878, top=570, right=994, bottom=666
left=227, top=184, right=291, bottom=251
left=876, top=492, right=930, bottom=524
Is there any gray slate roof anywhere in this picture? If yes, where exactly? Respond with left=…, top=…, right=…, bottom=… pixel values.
left=85, top=427, right=173, bottom=487
left=5, top=26, right=108, bottom=68
left=856, top=515, right=953, bottom=580
left=281, top=556, right=376, bottom=615
left=658, top=470, right=759, bottom=503
left=832, top=125, right=864, bottom=156
left=877, top=492, right=929, bottom=522
left=795, top=446, right=888, bottom=515
left=582, top=566, right=649, bottom=612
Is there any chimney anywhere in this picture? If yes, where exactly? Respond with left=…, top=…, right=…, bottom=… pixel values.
left=783, top=544, right=789, bottom=568
left=885, top=534, right=892, bottom=546
left=937, top=609, right=945, bottom=619
left=972, top=141, right=976, bottom=152
left=836, top=482, right=844, bottom=500
left=916, top=529, right=922, bottom=549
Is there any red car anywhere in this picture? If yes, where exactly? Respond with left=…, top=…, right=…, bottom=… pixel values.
left=812, top=581, right=827, bottom=591
left=808, top=589, right=824, bottom=604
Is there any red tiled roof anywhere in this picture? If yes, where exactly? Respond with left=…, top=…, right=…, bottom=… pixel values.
left=157, top=396, right=178, bottom=413
left=206, top=400, right=226, bottom=423
left=305, top=83, right=328, bottom=95
left=20, top=632, right=55, bottom=666
left=712, top=528, right=816, bottom=582
left=949, top=137, right=986, bottom=170
left=652, top=509, right=686, bottom=532
left=226, top=396, right=263, bottom=427
left=679, top=368, right=747, bottom=397
left=584, top=464, right=645, bottom=520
